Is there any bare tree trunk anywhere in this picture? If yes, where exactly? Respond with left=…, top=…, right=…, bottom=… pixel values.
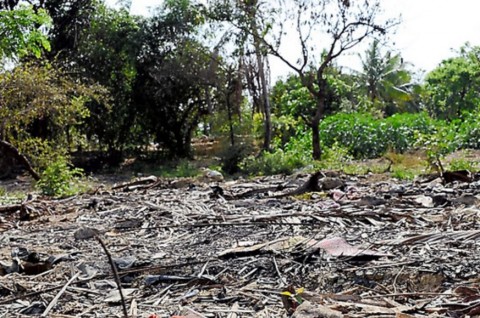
left=311, top=121, right=322, bottom=160
left=205, top=88, right=213, bottom=135
left=226, top=92, right=235, bottom=146
left=256, top=53, right=272, bottom=152
left=0, top=140, right=41, bottom=180
left=245, top=0, right=272, bottom=152
left=311, top=82, right=327, bottom=160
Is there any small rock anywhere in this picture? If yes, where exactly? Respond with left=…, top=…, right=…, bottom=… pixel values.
left=201, top=168, right=224, bottom=182
left=74, top=227, right=100, bottom=240
left=321, top=177, right=345, bottom=190
left=414, top=195, right=434, bottom=208
left=356, top=196, right=386, bottom=207
left=432, top=194, right=449, bottom=206
left=292, top=300, right=343, bottom=318
left=453, top=194, right=479, bottom=206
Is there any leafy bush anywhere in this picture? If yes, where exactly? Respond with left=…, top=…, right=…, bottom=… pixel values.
left=36, top=157, right=85, bottom=197
left=320, top=112, right=439, bottom=159
left=384, top=113, right=437, bottom=152
left=391, top=167, right=416, bottom=180
left=320, top=112, right=388, bottom=158
left=317, top=142, right=353, bottom=170
left=270, top=114, right=306, bottom=149
left=220, top=143, right=252, bottom=175
left=456, top=112, right=480, bottom=149
left=241, top=148, right=308, bottom=176
left=157, top=159, right=200, bottom=178
left=448, top=158, right=477, bottom=171
left=241, top=123, right=312, bottom=176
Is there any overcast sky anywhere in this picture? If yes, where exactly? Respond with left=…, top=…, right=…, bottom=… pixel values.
left=106, top=0, right=480, bottom=79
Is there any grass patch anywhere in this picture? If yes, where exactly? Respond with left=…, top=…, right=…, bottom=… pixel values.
left=391, top=167, right=417, bottom=180
left=447, top=158, right=478, bottom=171
left=128, top=159, right=202, bottom=178
left=0, top=189, right=28, bottom=205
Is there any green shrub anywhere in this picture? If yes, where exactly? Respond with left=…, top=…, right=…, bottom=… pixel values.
left=220, top=143, right=252, bottom=175
left=36, top=156, right=85, bottom=197
left=448, top=158, right=477, bottom=171
left=320, top=112, right=388, bottom=158
left=270, top=114, right=306, bottom=149
left=320, top=112, right=440, bottom=159
left=318, top=142, right=352, bottom=170
left=391, top=167, right=416, bottom=180
left=456, top=112, right=480, bottom=149
left=156, top=159, right=200, bottom=178
left=384, top=112, right=437, bottom=152
left=241, top=149, right=308, bottom=176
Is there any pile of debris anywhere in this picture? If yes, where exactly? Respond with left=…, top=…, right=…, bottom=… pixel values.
left=1, top=170, right=480, bottom=317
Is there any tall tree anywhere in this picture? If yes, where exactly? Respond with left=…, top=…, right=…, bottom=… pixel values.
left=0, top=61, right=106, bottom=178
left=43, top=0, right=96, bottom=62
left=423, top=44, right=480, bottom=120
left=357, top=39, right=413, bottom=116
left=253, top=0, right=397, bottom=159
left=75, top=3, right=144, bottom=155
left=133, top=0, right=220, bottom=158
left=208, top=0, right=273, bottom=151
left=240, top=0, right=272, bottom=152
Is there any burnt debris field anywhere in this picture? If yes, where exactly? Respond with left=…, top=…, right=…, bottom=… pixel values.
left=1, top=171, right=480, bottom=318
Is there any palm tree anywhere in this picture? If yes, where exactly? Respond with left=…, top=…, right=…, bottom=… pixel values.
left=357, top=40, right=413, bottom=115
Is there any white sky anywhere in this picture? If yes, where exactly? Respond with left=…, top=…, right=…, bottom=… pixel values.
left=106, top=0, right=480, bottom=79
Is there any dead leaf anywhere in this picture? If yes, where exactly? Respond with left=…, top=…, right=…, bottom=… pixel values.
left=313, top=237, right=392, bottom=259
left=103, top=288, right=136, bottom=303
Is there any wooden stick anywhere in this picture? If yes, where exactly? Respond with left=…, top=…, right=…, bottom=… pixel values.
left=95, top=235, right=129, bottom=318
left=41, top=272, right=81, bottom=317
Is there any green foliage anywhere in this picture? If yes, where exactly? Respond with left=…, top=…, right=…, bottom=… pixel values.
left=448, top=158, right=477, bottom=172
left=241, top=132, right=311, bottom=175
left=416, top=124, right=456, bottom=169
left=76, top=3, right=143, bottom=151
left=172, top=160, right=200, bottom=178
left=357, top=39, right=415, bottom=115
left=455, top=112, right=480, bottom=149
left=156, top=160, right=200, bottom=178
left=423, top=44, right=480, bottom=120
left=383, top=113, right=438, bottom=152
left=317, top=142, right=353, bottom=171
left=0, top=189, right=26, bottom=205
left=132, top=1, right=221, bottom=158
left=220, top=143, right=252, bottom=175
left=241, top=149, right=307, bottom=176
left=269, top=114, right=306, bottom=149
left=410, top=110, right=480, bottom=167
left=391, top=167, right=416, bottom=180
left=320, top=112, right=438, bottom=159
left=0, top=61, right=108, bottom=170
left=270, top=70, right=355, bottom=120
left=36, top=156, right=85, bottom=197
left=0, top=5, right=52, bottom=63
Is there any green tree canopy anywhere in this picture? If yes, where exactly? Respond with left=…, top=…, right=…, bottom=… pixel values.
left=75, top=3, right=144, bottom=154
left=0, top=61, right=107, bottom=171
left=0, top=5, right=51, bottom=63
left=133, top=0, right=221, bottom=158
left=423, top=44, right=480, bottom=120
